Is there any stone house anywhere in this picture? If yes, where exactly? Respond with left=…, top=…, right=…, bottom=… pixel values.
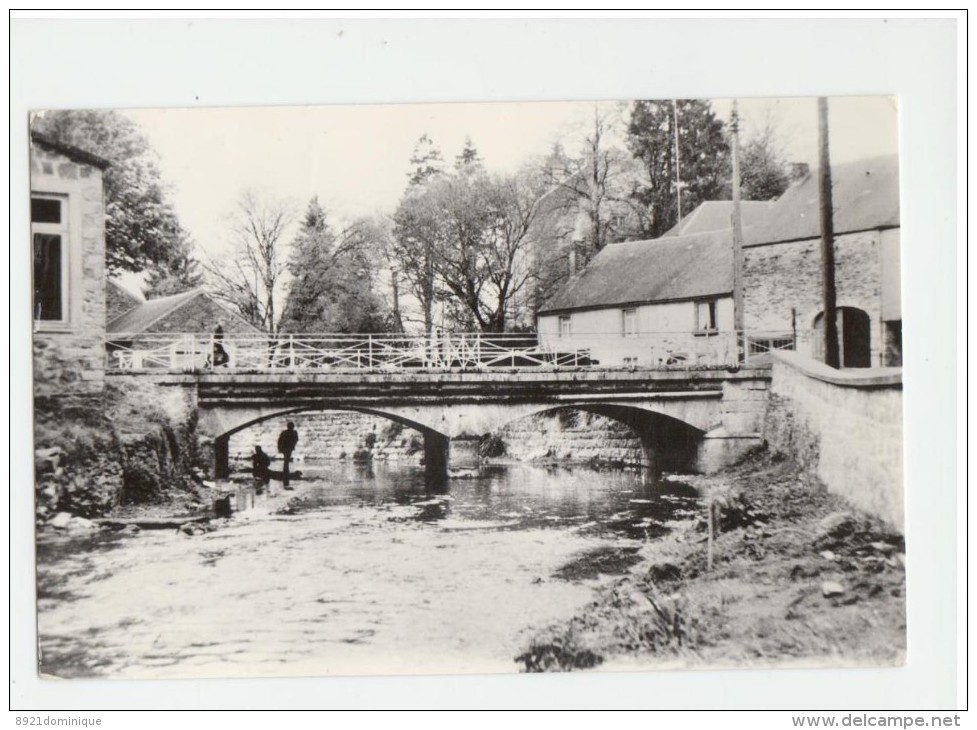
left=536, top=155, right=901, bottom=369
left=30, top=131, right=110, bottom=402
left=741, top=155, right=901, bottom=368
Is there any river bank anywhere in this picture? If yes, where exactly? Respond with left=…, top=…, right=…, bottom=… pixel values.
left=518, top=450, right=906, bottom=671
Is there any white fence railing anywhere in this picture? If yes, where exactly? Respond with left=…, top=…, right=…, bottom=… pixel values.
left=106, top=332, right=591, bottom=373
left=105, top=330, right=801, bottom=373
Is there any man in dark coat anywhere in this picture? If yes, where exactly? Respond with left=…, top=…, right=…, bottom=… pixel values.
left=251, top=445, right=271, bottom=480
left=212, top=322, right=230, bottom=367
left=277, top=422, right=299, bottom=489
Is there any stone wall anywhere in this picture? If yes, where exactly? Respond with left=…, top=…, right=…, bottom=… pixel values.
left=228, top=411, right=425, bottom=465
left=743, top=230, right=888, bottom=365
left=763, top=352, right=904, bottom=528
left=499, top=410, right=643, bottom=465
left=31, top=142, right=107, bottom=402
left=224, top=408, right=646, bottom=469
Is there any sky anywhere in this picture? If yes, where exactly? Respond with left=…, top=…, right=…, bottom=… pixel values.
left=119, top=95, right=898, bottom=285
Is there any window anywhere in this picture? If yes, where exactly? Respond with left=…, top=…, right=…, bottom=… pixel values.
left=32, top=195, right=69, bottom=324
left=622, top=308, right=638, bottom=338
left=695, top=299, right=717, bottom=331
left=559, top=315, right=572, bottom=338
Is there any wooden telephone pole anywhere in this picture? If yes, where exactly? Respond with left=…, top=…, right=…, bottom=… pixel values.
left=673, top=100, right=683, bottom=226
left=731, top=100, right=745, bottom=334
left=817, top=97, right=840, bottom=368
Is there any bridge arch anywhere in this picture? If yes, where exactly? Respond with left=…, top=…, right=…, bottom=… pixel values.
left=204, top=405, right=451, bottom=485
left=490, top=403, right=706, bottom=475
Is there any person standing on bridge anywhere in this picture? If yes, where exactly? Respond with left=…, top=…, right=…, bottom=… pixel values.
left=211, top=322, right=230, bottom=368
left=277, top=422, right=299, bottom=490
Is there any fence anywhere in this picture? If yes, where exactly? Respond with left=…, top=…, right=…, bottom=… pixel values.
left=105, top=330, right=800, bottom=373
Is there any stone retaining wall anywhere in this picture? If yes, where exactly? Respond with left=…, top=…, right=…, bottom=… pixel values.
left=764, top=352, right=904, bottom=527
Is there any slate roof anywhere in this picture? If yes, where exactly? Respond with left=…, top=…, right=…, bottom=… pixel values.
left=538, top=155, right=900, bottom=314
left=538, top=229, right=732, bottom=315
left=107, top=288, right=203, bottom=333
left=662, top=200, right=775, bottom=237
left=745, top=155, right=899, bottom=247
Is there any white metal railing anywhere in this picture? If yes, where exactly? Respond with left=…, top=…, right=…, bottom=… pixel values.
left=106, top=332, right=592, bottom=373
left=105, top=330, right=801, bottom=373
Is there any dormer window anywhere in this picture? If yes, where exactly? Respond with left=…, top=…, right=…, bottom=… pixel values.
left=32, top=195, right=69, bottom=326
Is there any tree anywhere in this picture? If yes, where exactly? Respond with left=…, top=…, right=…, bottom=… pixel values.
left=393, top=151, right=548, bottom=333
left=407, top=133, right=446, bottom=186
left=627, top=99, right=731, bottom=238
left=202, top=190, right=294, bottom=333
left=391, top=134, right=448, bottom=334
left=739, top=117, right=791, bottom=201
left=548, top=107, right=645, bottom=258
left=279, top=198, right=392, bottom=333
left=142, top=233, right=205, bottom=298
left=32, top=109, right=187, bottom=275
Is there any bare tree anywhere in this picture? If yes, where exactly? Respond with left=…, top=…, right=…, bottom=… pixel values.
left=394, top=161, right=549, bottom=333
left=202, top=189, right=294, bottom=333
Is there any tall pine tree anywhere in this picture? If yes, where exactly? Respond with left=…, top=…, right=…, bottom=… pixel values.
left=627, top=100, right=731, bottom=238
left=279, top=198, right=391, bottom=333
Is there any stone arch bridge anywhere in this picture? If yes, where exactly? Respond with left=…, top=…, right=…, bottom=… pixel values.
left=116, top=367, right=772, bottom=482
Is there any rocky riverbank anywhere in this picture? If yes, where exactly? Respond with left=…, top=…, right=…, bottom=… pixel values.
left=34, top=379, right=210, bottom=526
left=517, top=449, right=906, bottom=671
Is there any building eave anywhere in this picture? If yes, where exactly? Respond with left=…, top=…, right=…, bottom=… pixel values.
left=30, top=130, right=111, bottom=170
left=538, top=291, right=734, bottom=318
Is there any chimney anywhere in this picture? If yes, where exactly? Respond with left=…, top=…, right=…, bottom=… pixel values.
left=790, top=162, right=811, bottom=182
left=568, top=248, right=577, bottom=276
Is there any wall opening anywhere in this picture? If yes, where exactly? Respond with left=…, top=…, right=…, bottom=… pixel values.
left=813, top=307, right=872, bottom=368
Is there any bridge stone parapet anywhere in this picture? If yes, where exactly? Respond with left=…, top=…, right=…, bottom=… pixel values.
left=108, top=367, right=772, bottom=480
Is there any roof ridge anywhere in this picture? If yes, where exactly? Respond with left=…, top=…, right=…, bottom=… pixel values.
left=107, top=288, right=205, bottom=333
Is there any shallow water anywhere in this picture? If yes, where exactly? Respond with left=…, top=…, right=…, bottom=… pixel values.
left=36, top=461, right=699, bottom=679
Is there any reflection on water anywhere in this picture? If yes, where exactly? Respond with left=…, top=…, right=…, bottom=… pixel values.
left=282, top=460, right=700, bottom=538
left=36, top=461, right=700, bottom=679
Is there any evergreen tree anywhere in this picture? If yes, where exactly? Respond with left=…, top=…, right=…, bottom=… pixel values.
left=454, top=136, right=483, bottom=172
left=142, top=233, right=204, bottom=298
left=279, top=198, right=391, bottom=333
left=739, top=122, right=791, bottom=201
left=407, top=133, right=445, bottom=186
left=627, top=99, right=731, bottom=238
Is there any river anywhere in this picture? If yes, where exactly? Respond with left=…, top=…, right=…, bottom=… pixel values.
left=35, top=461, right=700, bottom=679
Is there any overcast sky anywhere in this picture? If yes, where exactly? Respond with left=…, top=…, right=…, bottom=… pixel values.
left=121, top=95, right=897, bottom=269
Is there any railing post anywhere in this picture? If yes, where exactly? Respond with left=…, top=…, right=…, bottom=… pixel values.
left=288, top=334, right=295, bottom=370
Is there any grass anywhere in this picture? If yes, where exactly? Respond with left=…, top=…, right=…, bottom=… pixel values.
left=517, top=450, right=906, bottom=672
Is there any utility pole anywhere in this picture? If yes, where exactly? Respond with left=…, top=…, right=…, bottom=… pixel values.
left=817, top=97, right=840, bottom=368
left=673, top=99, right=683, bottom=226
left=391, top=268, right=404, bottom=333
left=731, top=100, right=746, bottom=335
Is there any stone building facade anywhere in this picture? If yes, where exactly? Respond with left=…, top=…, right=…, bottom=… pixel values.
left=741, top=156, right=901, bottom=368
left=537, top=155, right=901, bottom=369
left=743, top=228, right=901, bottom=367
left=30, top=132, right=110, bottom=403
